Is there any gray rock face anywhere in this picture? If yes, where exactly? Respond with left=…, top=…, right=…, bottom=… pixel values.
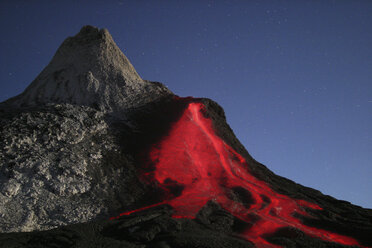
left=3, top=25, right=172, bottom=114
left=0, top=26, right=173, bottom=232
left=0, top=104, right=134, bottom=232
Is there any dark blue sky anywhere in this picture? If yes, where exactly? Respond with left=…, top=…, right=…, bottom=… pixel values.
left=1, top=1, right=371, bottom=208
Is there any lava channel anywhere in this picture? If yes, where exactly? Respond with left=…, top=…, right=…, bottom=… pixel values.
left=111, top=100, right=365, bottom=248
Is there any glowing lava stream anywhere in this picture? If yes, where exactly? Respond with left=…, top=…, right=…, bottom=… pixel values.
left=112, top=101, right=364, bottom=248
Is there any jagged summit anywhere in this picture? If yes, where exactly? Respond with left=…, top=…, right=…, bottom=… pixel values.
left=3, top=25, right=172, bottom=113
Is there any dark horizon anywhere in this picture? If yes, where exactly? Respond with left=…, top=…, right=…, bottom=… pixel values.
left=0, top=1, right=371, bottom=208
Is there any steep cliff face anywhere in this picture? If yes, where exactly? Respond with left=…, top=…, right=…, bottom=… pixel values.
left=0, top=26, right=371, bottom=248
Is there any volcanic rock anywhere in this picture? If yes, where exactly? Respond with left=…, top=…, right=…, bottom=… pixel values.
left=0, top=25, right=173, bottom=233
left=3, top=25, right=171, bottom=113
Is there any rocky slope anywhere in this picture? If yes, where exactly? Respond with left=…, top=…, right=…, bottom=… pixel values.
left=0, top=26, right=371, bottom=248
left=0, top=26, right=173, bottom=232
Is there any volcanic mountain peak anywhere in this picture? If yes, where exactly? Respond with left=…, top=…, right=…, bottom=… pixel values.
left=3, top=25, right=172, bottom=113
left=54, top=25, right=141, bottom=82
left=1, top=26, right=372, bottom=247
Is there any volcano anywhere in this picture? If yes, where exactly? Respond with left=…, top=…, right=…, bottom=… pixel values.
left=0, top=26, right=371, bottom=248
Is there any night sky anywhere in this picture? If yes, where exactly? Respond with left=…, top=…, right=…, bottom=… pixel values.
left=0, top=1, right=371, bottom=208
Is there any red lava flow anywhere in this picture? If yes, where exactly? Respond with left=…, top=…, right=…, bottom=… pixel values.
left=111, top=101, right=364, bottom=248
